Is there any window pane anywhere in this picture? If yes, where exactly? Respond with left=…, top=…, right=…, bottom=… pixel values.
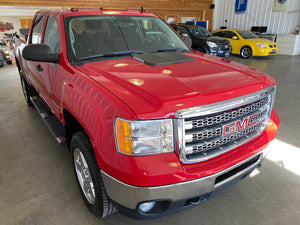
left=44, top=16, right=60, bottom=54
left=31, top=15, right=44, bottom=44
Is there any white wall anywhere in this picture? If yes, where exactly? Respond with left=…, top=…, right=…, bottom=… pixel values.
left=0, top=16, right=22, bottom=34
left=213, top=0, right=300, bottom=35
left=0, top=6, right=53, bottom=35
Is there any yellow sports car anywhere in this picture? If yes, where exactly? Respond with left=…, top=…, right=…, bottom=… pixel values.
left=212, top=29, right=278, bottom=59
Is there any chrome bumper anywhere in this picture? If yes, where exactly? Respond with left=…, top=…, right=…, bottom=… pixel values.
left=101, top=146, right=270, bottom=210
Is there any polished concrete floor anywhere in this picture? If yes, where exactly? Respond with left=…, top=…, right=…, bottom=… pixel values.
left=0, top=55, right=300, bottom=225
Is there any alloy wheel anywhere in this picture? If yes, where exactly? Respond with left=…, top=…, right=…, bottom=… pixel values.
left=73, top=148, right=96, bottom=204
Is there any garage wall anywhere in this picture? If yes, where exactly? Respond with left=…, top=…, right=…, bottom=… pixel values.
left=0, top=0, right=215, bottom=30
left=213, top=0, right=300, bottom=34
left=0, top=16, right=21, bottom=33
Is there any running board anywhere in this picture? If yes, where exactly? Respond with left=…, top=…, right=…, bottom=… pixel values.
left=30, top=96, right=66, bottom=146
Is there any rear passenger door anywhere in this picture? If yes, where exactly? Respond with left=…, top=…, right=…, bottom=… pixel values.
left=25, top=14, right=45, bottom=93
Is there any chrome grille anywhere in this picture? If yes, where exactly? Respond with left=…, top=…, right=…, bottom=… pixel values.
left=186, top=97, right=269, bottom=129
left=175, top=86, right=275, bottom=163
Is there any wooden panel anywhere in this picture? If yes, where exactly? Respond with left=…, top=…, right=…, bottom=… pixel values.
left=20, top=18, right=33, bottom=29
left=0, top=0, right=214, bottom=30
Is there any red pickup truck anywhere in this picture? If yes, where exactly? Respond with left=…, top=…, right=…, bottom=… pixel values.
left=14, top=8, right=279, bottom=219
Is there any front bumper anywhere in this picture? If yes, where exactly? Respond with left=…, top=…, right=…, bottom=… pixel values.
left=254, top=47, right=278, bottom=56
left=101, top=146, right=270, bottom=218
left=210, top=47, right=231, bottom=57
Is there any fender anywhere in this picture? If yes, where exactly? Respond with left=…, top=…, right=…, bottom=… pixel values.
left=60, top=69, right=137, bottom=173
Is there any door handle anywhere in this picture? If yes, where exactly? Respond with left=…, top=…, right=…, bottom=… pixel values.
left=36, top=64, right=43, bottom=72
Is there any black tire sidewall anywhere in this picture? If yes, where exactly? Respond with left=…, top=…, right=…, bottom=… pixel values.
left=70, top=132, right=105, bottom=217
left=203, top=47, right=210, bottom=54
left=19, top=72, right=33, bottom=106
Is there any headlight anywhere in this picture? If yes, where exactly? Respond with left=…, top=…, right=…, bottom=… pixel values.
left=206, top=41, right=217, bottom=48
left=256, top=43, right=266, bottom=48
left=115, top=118, right=174, bottom=155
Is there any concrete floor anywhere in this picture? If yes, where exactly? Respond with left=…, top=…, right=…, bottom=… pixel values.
left=0, top=55, right=300, bottom=225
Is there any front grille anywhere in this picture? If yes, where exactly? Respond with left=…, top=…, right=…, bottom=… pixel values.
left=175, top=86, right=275, bottom=163
left=269, top=45, right=274, bottom=48
left=217, top=43, right=230, bottom=51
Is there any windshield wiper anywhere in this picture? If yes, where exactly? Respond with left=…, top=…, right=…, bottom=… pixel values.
left=157, top=47, right=189, bottom=52
left=79, top=50, right=144, bottom=61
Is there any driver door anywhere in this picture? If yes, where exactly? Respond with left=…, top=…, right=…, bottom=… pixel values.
left=222, top=31, right=241, bottom=54
left=38, top=15, right=62, bottom=119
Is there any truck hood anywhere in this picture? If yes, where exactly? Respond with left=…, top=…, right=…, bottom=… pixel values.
left=78, top=52, right=275, bottom=119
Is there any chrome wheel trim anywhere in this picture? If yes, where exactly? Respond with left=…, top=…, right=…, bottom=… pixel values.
left=241, top=47, right=251, bottom=58
left=74, top=148, right=96, bottom=204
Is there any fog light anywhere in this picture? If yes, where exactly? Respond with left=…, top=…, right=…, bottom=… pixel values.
left=139, top=201, right=156, bottom=213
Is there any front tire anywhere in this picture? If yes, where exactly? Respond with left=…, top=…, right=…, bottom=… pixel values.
left=71, top=131, right=117, bottom=218
left=240, top=46, right=252, bottom=59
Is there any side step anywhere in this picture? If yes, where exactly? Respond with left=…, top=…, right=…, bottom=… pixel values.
left=30, top=96, right=66, bottom=146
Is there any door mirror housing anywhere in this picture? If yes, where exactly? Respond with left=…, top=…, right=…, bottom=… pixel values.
left=22, top=44, right=59, bottom=63
left=232, top=36, right=238, bottom=40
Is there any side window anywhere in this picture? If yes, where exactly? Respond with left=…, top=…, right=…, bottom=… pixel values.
left=214, top=31, right=223, bottom=37
left=44, top=16, right=60, bottom=54
left=231, top=31, right=239, bottom=39
left=31, top=15, right=45, bottom=44
left=222, top=31, right=238, bottom=39
left=222, top=31, right=232, bottom=38
left=177, top=26, right=189, bottom=36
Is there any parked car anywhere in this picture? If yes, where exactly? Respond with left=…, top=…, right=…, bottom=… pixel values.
left=212, top=29, right=278, bottom=59
left=0, top=35, right=12, bottom=64
left=0, top=45, right=12, bottom=64
left=171, top=24, right=231, bottom=57
left=0, top=52, right=4, bottom=67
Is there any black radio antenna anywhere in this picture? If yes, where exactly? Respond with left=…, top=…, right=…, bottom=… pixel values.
left=60, top=0, right=65, bottom=13
left=140, top=6, right=145, bottom=13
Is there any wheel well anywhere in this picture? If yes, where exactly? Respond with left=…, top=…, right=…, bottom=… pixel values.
left=241, top=45, right=252, bottom=52
left=63, top=109, right=85, bottom=149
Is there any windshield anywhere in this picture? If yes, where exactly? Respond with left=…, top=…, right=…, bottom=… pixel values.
left=185, top=26, right=213, bottom=38
left=236, top=30, right=258, bottom=39
left=67, top=15, right=190, bottom=62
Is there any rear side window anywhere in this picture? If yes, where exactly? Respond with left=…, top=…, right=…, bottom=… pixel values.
left=31, top=15, right=45, bottom=44
left=44, top=16, right=60, bottom=54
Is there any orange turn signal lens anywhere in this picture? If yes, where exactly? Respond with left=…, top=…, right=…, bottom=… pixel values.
left=115, top=118, right=133, bottom=154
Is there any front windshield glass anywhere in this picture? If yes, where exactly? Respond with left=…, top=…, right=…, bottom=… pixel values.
left=236, top=30, right=258, bottom=39
left=67, top=15, right=190, bottom=62
left=185, top=26, right=213, bottom=38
